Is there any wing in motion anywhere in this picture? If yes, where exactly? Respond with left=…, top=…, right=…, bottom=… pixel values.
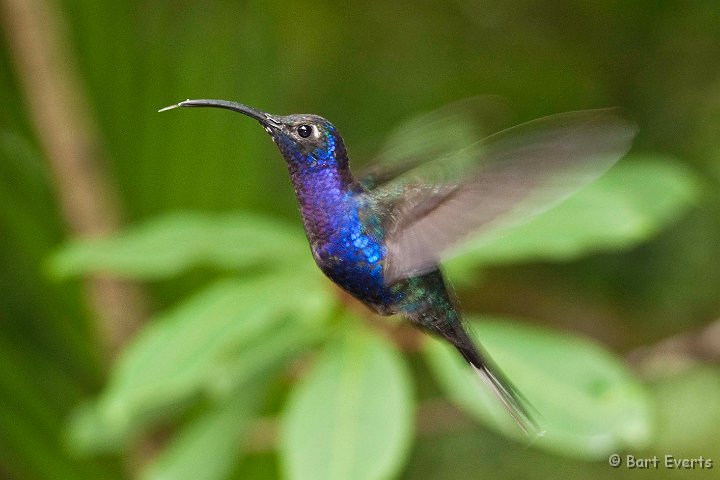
left=361, top=106, right=638, bottom=284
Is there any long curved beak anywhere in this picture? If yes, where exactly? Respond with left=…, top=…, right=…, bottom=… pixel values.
left=159, top=99, right=281, bottom=129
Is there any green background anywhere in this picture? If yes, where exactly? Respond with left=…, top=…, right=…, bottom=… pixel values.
left=1, top=1, right=719, bottom=479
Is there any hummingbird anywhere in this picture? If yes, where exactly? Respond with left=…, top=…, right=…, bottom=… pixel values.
left=161, top=98, right=636, bottom=434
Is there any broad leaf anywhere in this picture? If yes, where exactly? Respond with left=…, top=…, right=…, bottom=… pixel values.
left=424, top=317, right=651, bottom=459
left=49, top=211, right=309, bottom=279
left=67, top=272, right=333, bottom=453
left=280, top=320, right=414, bottom=480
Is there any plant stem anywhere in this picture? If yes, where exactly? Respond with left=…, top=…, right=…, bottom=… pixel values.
left=0, top=0, right=147, bottom=356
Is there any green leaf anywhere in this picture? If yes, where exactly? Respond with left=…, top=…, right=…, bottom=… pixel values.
left=67, top=272, right=334, bottom=453
left=140, top=381, right=269, bottom=480
left=49, top=211, right=310, bottom=279
left=280, top=320, right=414, bottom=480
left=424, top=317, right=652, bottom=459
left=206, top=312, right=331, bottom=399
left=446, top=156, right=700, bottom=273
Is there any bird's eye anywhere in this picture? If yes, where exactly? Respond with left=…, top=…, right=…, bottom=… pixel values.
left=297, top=124, right=312, bottom=138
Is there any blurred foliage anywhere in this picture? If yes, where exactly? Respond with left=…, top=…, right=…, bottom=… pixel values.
left=46, top=157, right=690, bottom=477
left=2, top=1, right=720, bottom=479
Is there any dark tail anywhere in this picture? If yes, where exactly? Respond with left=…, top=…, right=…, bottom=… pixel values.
left=452, top=330, right=541, bottom=436
left=402, top=269, right=541, bottom=435
left=408, top=305, right=540, bottom=435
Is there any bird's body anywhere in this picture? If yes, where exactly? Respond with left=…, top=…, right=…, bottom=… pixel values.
left=281, top=134, right=392, bottom=311
left=279, top=117, right=471, bottom=365
left=162, top=98, right=637, bottom=434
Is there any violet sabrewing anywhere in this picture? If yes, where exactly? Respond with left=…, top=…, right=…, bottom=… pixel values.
left=161, top=98, right=637, bottom=434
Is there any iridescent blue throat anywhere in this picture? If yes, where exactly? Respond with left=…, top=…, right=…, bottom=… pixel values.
left=282, top=128, right=393, bottom=310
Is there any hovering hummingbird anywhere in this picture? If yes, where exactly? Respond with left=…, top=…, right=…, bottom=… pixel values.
left=161, top=98, right=636, bottom=434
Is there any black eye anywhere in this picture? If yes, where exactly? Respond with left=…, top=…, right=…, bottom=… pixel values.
left=297, top=124, right=312, bottom=138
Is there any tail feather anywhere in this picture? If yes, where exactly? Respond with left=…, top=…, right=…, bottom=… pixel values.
left=442, top=322, right=542, bottom=436
left=457, top=342, right=541, bottom=436
left=402, top=269, right=541, bottom=436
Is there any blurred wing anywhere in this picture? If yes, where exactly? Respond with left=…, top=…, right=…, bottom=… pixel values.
left=357, top=96, right=511, bottom=189
left=366, top=108, right=638, bottom=284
